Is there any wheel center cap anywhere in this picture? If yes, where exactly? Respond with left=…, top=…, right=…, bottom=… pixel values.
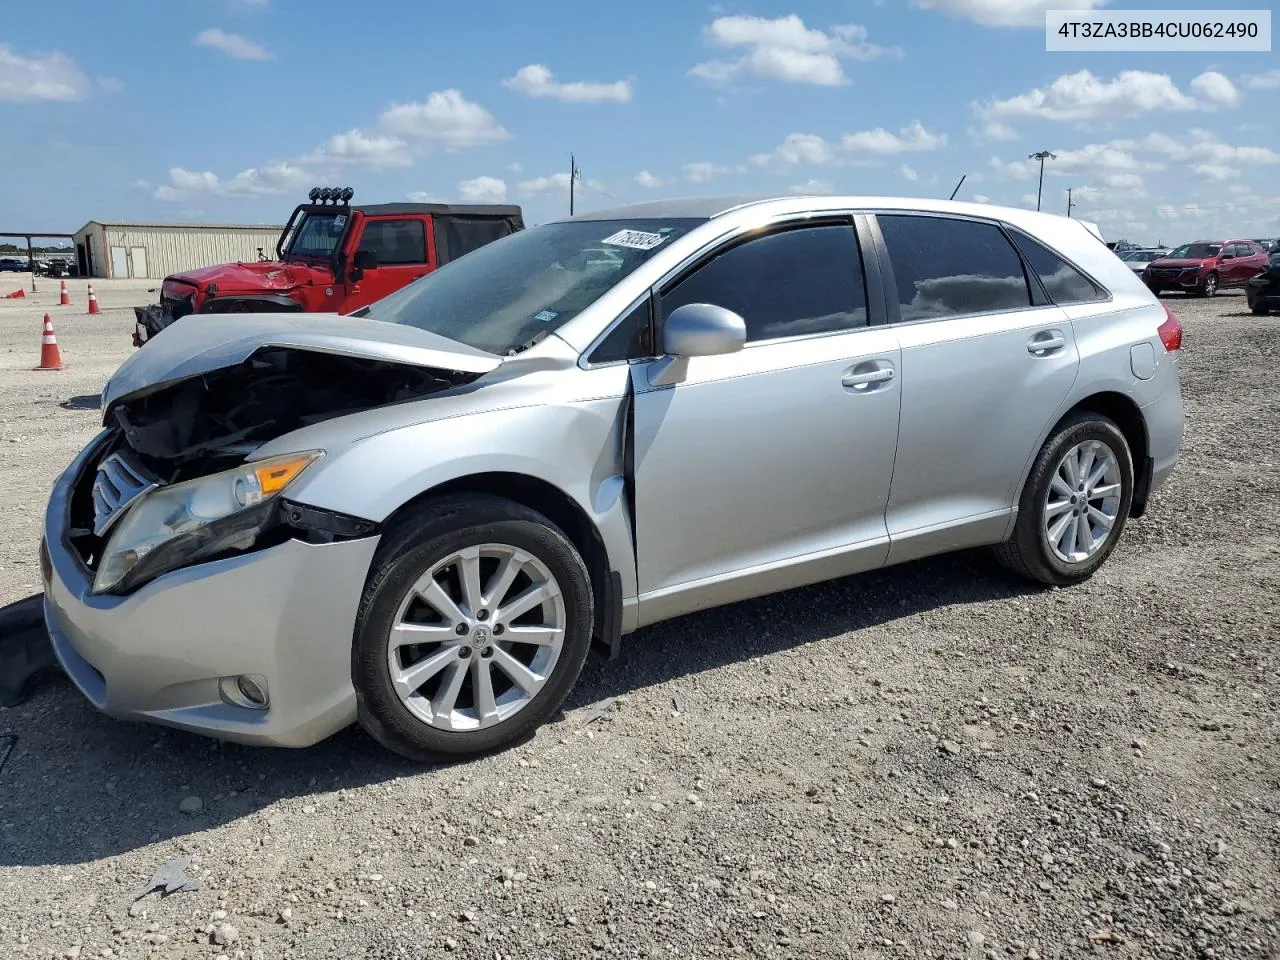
left=472, top=625, right=490, bottom=647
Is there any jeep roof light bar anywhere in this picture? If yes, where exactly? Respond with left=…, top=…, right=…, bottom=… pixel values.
left=307, top=186, right=354, bottom=205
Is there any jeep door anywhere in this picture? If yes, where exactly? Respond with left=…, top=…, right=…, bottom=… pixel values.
left=343, top=216, right=433, bottom=313
left=628, top=217, right=903, bottom=626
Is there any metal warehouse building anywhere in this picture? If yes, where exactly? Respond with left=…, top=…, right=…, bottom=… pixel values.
left=72, top=220, right=284, bottom=280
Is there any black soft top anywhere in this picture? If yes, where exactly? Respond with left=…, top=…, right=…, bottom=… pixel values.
left=354, top=203, right=523, bottom=219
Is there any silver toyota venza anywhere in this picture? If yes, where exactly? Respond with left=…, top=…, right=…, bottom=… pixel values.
left=42, top=196, right=1185, bottom=761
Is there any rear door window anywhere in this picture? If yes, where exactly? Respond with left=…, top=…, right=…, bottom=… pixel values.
left=876, top=215, right=1032, bottom=322
left=1010, top=230, right=1109, bottom=304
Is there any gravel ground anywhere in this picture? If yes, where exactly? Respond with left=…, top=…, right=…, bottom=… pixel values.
left=0, top=283, right=1277, bottom=960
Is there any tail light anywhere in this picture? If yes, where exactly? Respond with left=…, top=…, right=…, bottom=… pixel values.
left=1157, top=304, right=1182, bottom=352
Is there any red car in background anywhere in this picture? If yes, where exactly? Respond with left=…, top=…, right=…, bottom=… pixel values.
left=1142, top=239, right=1270, bottom=298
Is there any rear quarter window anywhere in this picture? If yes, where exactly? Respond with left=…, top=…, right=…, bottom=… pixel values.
left=1010, top=230, right=1109, bottom=305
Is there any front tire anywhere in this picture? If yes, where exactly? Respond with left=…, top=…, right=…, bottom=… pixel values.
left=353, top=494, right=594, bottom=762
left=1198, top=272, right=1219, bottom=298
left=995, top=413, right=1134, bottom=586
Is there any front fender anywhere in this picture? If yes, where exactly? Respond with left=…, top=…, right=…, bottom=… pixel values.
left=284, top=398, right=637, bottom=603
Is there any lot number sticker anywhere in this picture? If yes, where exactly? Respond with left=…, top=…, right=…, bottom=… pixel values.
left=601, top=229, right=669, bottom=251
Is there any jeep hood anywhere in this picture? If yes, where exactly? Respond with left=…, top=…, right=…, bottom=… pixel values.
left=103, top=312, right=500, bottom=412
left=168, top=260, right=326, bottom=293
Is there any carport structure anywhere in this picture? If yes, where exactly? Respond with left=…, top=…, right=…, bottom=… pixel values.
left=0, top=230, right=77, bottom=291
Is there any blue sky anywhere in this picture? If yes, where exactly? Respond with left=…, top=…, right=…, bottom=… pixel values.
left=2, top=0, right=1278, bottom=245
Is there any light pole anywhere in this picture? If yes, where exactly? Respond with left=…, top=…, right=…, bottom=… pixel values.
left=1030, top=150, right=1056, bottom=211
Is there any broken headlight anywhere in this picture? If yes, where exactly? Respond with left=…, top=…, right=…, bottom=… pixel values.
left=93, top=451, right=323, bottom=594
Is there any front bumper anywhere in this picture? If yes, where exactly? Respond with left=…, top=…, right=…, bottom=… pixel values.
left=1144, top=271, right=1203, bottom=291
left=42, top=436, right=381, bottom=748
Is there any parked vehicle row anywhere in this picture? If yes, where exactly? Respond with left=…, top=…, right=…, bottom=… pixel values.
left=42, top=195, right=1185, bottom=762
left=1134, top=239, right=1271, bottom=298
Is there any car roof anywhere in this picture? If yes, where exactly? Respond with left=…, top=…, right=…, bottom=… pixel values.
left=553, top=194, right=1088, bottom=229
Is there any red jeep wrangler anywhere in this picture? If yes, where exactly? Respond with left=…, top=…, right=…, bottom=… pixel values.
left=132, top=187, right=524, bottom=345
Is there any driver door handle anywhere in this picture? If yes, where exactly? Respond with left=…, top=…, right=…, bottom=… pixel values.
left=842, top=360, right=895, bottom=391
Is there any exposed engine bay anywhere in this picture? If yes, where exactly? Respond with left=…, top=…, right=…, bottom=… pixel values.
left=105, top=346, right=481, bottom=480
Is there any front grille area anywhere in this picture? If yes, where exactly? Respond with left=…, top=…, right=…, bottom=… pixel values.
left=160, top=281, right=198, bottom=320
left=91, top=449, right=157, bottom=537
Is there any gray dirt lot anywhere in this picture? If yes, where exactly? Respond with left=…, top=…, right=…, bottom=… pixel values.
left=0, top=281, right=1277, bottom=960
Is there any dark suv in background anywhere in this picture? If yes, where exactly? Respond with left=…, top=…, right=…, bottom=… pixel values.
left=1143, top=240, right=1269, bottom=297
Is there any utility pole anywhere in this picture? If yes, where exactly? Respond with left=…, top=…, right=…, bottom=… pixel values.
left=569, top=154, right=579, bottom=216
left=1066, top=187, right=1074, bottom=218
left=1030, top=150, right=1056, bottom=211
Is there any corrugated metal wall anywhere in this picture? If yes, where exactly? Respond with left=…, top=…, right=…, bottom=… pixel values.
left=95, top=225, right=284, bottom=279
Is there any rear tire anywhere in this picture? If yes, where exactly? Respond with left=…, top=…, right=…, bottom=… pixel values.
left=353, top=494, right=593, bottom=763
left=995, top=413, right=1134, bottom=586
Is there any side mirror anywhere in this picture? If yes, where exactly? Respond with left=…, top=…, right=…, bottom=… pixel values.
left=353, top=249, right=379, bottom=271
left=661, top=303, right=746, bottom=358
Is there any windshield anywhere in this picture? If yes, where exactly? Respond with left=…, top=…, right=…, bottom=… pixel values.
left=363, top=218, right=703, bottom=354
left=285, top=211, right=349, bottom=259
left=1168, top=243, right=1220, bottom=259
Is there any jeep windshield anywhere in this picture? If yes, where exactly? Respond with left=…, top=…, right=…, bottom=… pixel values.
left=1167, top=243, right=1220, bottom=259
left=284, top=211, right=349, bottom=260
left=359, top=218, right=703, bottom=355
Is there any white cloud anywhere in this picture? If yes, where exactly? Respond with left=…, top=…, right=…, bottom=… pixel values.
left=194, top=28, right=271, bottom=61
left=901, top=164, right=919, bottom=182
left=1142, top=129, right=1280, bottom=172
left=1244, top=69, right=1280, bottom=90
left=379, top=89, right=510, bottom=149
left=407, top=191, right=444, bottom=203
left=131, top=179, right=150, bottom=190
left=502, top=64, right=632, bottom=103
left=635, top=170, right=663, bottom=188
left=991, top=142, right=1162, bottom=180
left=690, top=15, right=900, bottom=87
left=517, top=172, right=608, bottom=196
left=305, top=129, right=412, bottom=169
left=972, top=194, right=991, bottom=203
left=910, top=0, right=1106, bottom=28
left=683, top=161, right=745, bottom=183
left=970, top=120, right=1020, bottom=142
left=750, top=122, right=945, bottom=170
left=977, top=69, right=1239, bottom=123
left=0, top=44, right=90, bottom=102
left=791, top=178, right=835, bottom=194
left=507, top=162, right=523, bottom=174
left=750, top=132, right=838, bottom=167
left=842, top=121, right=947, bottom=154
left=1189, top=71, right=1240, bottom=107
left=458, top=175, right=507, bottom=203
left=154, top=162, right=312, bottom=200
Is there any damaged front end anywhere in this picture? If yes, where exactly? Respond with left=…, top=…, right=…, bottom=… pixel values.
left=70, top=345, right=486, bottom=595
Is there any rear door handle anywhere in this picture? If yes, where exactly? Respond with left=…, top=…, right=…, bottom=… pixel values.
left=842, top=361, right=895, bottom=390
left=1028, top=330, right=1066, bottom=355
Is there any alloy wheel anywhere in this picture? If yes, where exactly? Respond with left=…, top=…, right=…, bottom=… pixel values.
left=1043, top=440, right=1123, bottom=564
left=386, top=543, right=566, bottom=731
left=1203, top=274, right=1218, bottom=296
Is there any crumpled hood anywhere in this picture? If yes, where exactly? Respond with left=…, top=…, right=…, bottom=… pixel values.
left=169, top=260, right=327, bottom=292
left=102, top=312, right=501, bottom=412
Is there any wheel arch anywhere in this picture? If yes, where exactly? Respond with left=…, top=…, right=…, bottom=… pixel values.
left=378, top=471, right=623, bottom=657
left=1055, top=391, right=1152, bottom=517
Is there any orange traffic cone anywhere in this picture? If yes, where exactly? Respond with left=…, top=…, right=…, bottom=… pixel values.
left=59, top=280, right=71, bottom=305
left=34, top=314, right=64, bottom=371
left=86, top=283, right=101, bottom=315
left=4, top=287, right=25, bottom=299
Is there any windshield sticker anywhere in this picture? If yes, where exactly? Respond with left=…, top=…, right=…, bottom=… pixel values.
left=532, top=309, right=559, bottom=323
left=601, top=229, right=669, bottom=251
left=333, top=215, right=347, bottom=229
